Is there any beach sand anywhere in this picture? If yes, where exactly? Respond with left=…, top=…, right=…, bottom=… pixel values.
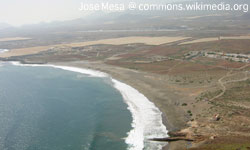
left=11, top=61, right=171, bottom=150
left=52, top=61, right=190, bottom=150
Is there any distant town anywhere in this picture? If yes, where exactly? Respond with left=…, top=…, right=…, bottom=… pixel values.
left=185, top=51, right=250, bottom=63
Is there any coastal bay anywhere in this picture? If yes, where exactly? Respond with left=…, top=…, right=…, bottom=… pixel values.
left=52, top=61, right=190, bottom=150
left=0, top=63, right=132, bottom=150
left=1, top=61, right=170, bottom=150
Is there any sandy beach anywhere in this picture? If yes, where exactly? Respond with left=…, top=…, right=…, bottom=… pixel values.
left=11, top=61, right=171, bottom=150
left=1, top=0, right=250, bottom=149
left=50, top=61, right=190, bottom=150
left=11, top=60, right=191, bottom=149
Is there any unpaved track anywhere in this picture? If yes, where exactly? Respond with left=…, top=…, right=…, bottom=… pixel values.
left=210, top=64, right=249, bottom=101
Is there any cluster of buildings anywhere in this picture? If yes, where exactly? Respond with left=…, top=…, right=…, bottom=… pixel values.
left=185, top=51, right=250, bottom=63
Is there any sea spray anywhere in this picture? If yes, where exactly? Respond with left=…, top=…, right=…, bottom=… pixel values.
left=0, top=49, right=9, bottom=53
left=10, top=61, right=168, bottom=150
left=112, top=79, right=168, bottom=150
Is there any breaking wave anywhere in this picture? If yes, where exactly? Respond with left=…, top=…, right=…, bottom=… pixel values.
left=10, top=61, right=168, bottom=150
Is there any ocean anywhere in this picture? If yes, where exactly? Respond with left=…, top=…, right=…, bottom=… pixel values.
left=0, top=62, right=168, bottom=150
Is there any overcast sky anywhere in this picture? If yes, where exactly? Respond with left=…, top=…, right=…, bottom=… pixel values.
left=0, top=0, right=186, bottom=26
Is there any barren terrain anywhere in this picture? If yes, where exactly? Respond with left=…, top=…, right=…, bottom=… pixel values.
left=1, top=10, right=250, bottom=150
left=0, top=36, right=189, bottom=57
left=0, top=37, right=31, bottom=42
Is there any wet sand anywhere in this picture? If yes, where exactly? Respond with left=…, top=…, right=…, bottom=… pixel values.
left=53, top=61, right=191, bottom=150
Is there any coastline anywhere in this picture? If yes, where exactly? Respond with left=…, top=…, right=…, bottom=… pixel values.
left=0, top=49, right=9, bottom=54
left=52, top=61, right=190, bottom=150
left=51, top=61, right=190, bottom=150
left=9, top=61, right=169, bottom=150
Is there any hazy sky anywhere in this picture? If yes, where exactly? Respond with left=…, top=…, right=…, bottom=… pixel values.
left=0, top=0, right=184, bottom=26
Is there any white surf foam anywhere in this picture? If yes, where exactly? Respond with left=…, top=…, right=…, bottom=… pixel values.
left=10, top=61, right=168, bottom=150
left=112, top=79, right=168, bottom=150
left=10, top=62, right=107, bottom=78
left=0, top=49, right=9, bottom=53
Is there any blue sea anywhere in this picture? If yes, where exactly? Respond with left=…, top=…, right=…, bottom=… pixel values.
left=0, top=62, right=168, bottom=150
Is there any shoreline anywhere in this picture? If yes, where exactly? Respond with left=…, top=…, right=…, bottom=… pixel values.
left=52, top=61, right=189, bottom=150
left=0, top=49, right=9, bottom=54
left=8, top=61, right=169, bottom=150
